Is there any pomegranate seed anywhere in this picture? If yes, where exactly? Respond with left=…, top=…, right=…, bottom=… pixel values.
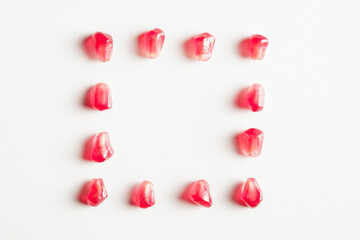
left=86, top=83, right=112, bottom=111
left=86, top=32, right=113, bottom=62
left=182, top=179, right=212, bottom=207
left=236, top=84, right=265, bottom=112
left=249, top=34, right=269, bottom=60
left=138, top=28, right=165, bottom=59
left=89, top=132, right=114, bottom=162
left=79, top=178, right=108, bottom=207
left=235, top=128, right=264, bottom=157
left=186, top=33, right=215, bottom=61
left=131, top=181, right=155, bottom=208
left=233, top=178, right=263, bottom=208
left=246, top=84, right=265, bottom=112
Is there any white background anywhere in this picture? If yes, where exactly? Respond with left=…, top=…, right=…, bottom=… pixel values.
left=0, top=0, right=359, bottom=239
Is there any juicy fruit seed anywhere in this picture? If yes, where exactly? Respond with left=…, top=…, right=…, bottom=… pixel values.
left=249, top=34, right=269, bottom=60
left=131, top=181, right=155, bottom=208
left=193, top=33, right=215, bottom=61
left=79, top=178, right=108, bottom=207
left=233, top=178, right=263, bottom=208
left=183, top=179, right=212, bottom=207
left=186, top=33, right=215, bottom=61
left=87, top=83, right=112, bottom=111
left=90, top=132, right=114, bottom=162
left=235, top=84, right=265, bottom=112
left=138, top=28, right=165, bottom=59
left=246, top=84, right=265, bottom=112
left=235, top=128, right=264, bottom=157
left=236, top=84, right=265, bottom=112
left=86, top=32, right=113, bottom=62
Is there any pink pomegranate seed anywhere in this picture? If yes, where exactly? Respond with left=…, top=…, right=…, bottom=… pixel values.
left=249, top=34, right=269, bottom=60
left=88, top=32, right=113, bottom=62
left=87, top=83, right=112, bottom=111
left=236, top=84, right=265, bottom=112
left=131, top=181, right=155, bottom=208
left=138, top=28, right=165, bottom=59
left=79, top=178, right=108, bottom=207
left=235, top=128, right=264, bottom=157
left=90, top=132, right=114, bottom=162
left=183, top=179, right=212, bottom=207
left=189, top=33, right=215, bottom=61
left=233, top=178, right=263, bottom=208
left=246, top=84, right=265, bottom=112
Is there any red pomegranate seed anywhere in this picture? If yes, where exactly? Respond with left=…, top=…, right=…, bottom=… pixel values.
left=187, top=33, right=215, bottom=61
left=88, top=32, right=113, bottom=62
left=233, top=178, right=263, bottom=208
left=131, top=181, right=155, bottom=208
left=235, top=128, right=264, bottom=157
left=90, top=132, right=114, bottom=162
left=138, top=28, right=165, bottom=59
left=246, top=84, right=265, bottom=112
left=87, top=83, right=112, bottom=111
left=183, top=179, right=212, bottom=207
left=79, top=178, right=108, bottom=207
left=249, top=34, right=269, bottom=60
left=236, top=84, right=265, bottom=112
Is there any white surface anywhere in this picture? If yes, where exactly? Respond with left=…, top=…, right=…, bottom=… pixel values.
left=0, top=0, right=359, bottom=239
